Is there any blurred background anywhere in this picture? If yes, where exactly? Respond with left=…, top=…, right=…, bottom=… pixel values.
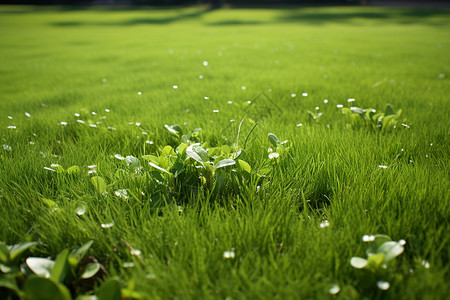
left=1, top=0, right=449, bottom=8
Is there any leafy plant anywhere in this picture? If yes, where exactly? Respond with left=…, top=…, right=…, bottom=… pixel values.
left=0, top=240, right=117, bottom=300
left=350, top=235, right=405, bottom=293
left=341, top=104, right=404, bottom=131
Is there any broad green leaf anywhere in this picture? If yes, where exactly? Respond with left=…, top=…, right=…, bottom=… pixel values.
left=193, top=146, right=209, bottom=162
left=350, top=257, right=368, bottom=269
left=26, top=258, right=55, bottom=278
left=237, top=159, right=251, bottom=173
left=377, top=241, right=404, bottom=262
left=382, top=114, right=398, bottom=130
left=159, top=157, right=169, bottom=170
left=0, top=241, right=10, bottom=264
left=80, top=262, right=100, bottom=279
left=9, top=241, right=37, bottom=264
left=91, top=176, right=107, bottom=195
left=268, top=133, right=279, bottom=148
left=177, top=143, right=188, bottom=156
left=367, top=253, right=385, bottom=271
left=164, top=124, right=182, bottom=137
left=97, top=278, right=121, bottom=300
left=50, top=249, right=70, bottom=283
left=142, top=155, right=159, bottom=165
left=186, top=145, right=206, bottom=164
left=366, top=234, right=391, bottom=256
left=66, top=166, right=80, bottom=175
left=148, top=162, right=171, bottom=175
left=385, top=103, right=395, bottom=116
left=214, top=159, right=236, bottom=169
left=0, top=263, right=12, bottom=273
left=350, top=106, right=366, bottom=116
left=69, top=240, right=94, bottom=268
left=0, top=275, right=20, bottom=294
left=220, top=145, right=231, bottom=155
left=24, top=277, right=72, bottom=300
left=161, top=145, right=174, bottom=158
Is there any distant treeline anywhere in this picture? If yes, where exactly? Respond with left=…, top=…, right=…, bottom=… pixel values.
left=0, top=0, right=363, bottom=5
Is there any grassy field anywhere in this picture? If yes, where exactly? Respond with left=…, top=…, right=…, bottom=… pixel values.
left=0, top=4, right=449, bottom=299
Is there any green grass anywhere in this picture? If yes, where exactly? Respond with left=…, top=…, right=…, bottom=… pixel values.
left=0, top=5, right=449, bottom=299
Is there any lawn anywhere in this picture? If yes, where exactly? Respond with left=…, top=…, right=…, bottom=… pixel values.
left=0, top=4, right=449, bottom=299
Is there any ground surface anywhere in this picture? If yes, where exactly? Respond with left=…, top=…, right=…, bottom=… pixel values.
left=0, top=5, right=449, bottom=299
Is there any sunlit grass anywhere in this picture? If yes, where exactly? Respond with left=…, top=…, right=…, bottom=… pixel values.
left=0, top=5, right=449, bottom=299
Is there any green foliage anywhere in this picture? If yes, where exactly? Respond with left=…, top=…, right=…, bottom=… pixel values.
left=341, top=104, right=405, bottom=131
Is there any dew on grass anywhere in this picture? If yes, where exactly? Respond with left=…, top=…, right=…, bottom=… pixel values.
left=101, top=221, right=114, bottom=229
left=136, top=122, right=141, bottom=126
left=227, top=101, right=232, bottom=104
left=319, top=220, right=330, bottom=228
left=247, top=101, right=251, bottom=104
left=44, top=167, right=56, bottom=172
left=430, top=143, right=433, bottom=146
left=75, top=204, right=86, bottom=216
left=114, top=189, right=128, bottom=199
left=323, top=99, right=328, bottom=103
left=89, top=124, right=96, bottom=128
left=204, top=96, right=209, bottom=100
left=75, top=113, right=80, bottom=117
left=421, top=260, right=430, bottom=269
left=203, top=61, right=208, bottom=67
left=378, top=165, right=388, bottom=169
left=88, top=165, right=97, bottom=169
left=362, top=235, right=375, bottom=242
left=102, top=78, right=107, bottom=83
left=291, top=93, right=296, bottom=98
left=92, top=112, right=97, bottom=115
left=137, top=91, right=142, bottom=95
left=50, top=164, right=60, bottom=168
left=315, top=107, right=319, bottom=110
left=213, top=110, right=219, bottom=113
left=76, top=120, right=85, bottom=124
left=146, top=140, right=154, bottom=144
left=7, top=126, right=16, bottom=129
left=302, top=93, right=308, bottom=97
left=399, top=239, right=406, bottom=246
left=172, top=85, right=178, bottom=89
left=25, top=112, right=31, bottom=118
left=105, top=109, right=110, bottom=113
left=29, top=142, right=34, bottom=145
left=142, top=131, right=147, bottom=135
left=336, top=104, right=343, bottom=108
left=376, top=281, right=390, bottom=290
left=129, top=122, right=134, bottom=125
left=296, top=123, right=303, bottom=127
left=223, top=251, right=235, bottom=259
left=60, top=122, right=68, bottom=126
left=108, top=126, right=117, bottom=131
left=88, top=170, right=97, bottom=175
left=198, top=75, right=204, bottom=79
left=115, top=154, right=125, bottom=160
left=329, top=284, right=340, bottom=295
left=401, top=123, right=410, bottom=128
left=3, top=144, right=11, bottom=151
left=241, top=86, right=246, bottom=90
left=8, top=116, right=13, bottom=119
left=348, top=98, right=355, bottom=103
